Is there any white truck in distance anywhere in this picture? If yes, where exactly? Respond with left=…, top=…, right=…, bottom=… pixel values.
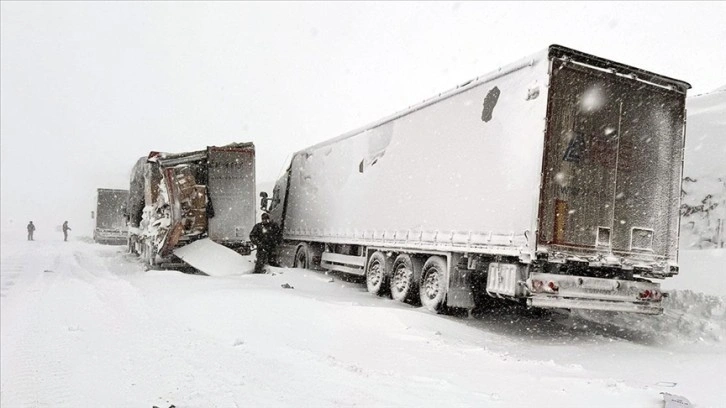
left=262, top=45, right=689, bottom=315
left=93, top=188, right=129, bottom=245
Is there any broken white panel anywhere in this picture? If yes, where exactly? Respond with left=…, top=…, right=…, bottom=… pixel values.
left=174, top=238, right=255, bottom=276
left=662, top=392, right=692, bottom=408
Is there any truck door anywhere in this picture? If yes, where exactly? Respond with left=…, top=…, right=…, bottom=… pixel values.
left=207, top=146, right=256, bottom=245
left=267, top=168, right=290, bottom=232
left=538, top=60, right=684, bottom=259
left=609, top=83, right=684, bottom=258
left=539, top=62, right=621, bottom=251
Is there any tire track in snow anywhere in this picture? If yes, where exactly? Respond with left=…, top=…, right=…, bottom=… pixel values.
left=1, top=241, right=247, bottom=406
left=1, top=249, right=78, bottom=407
left=0, top=264, right=22, bottom=298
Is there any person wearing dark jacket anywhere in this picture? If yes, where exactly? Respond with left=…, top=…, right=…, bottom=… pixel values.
left=249, top=213, right=282, bottom=274
left=62, top=221, right=71, bottom=242
left=27, top=221, right=35, bottom=241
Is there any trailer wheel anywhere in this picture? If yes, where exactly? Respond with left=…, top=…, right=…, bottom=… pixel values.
left=420, top=256, right=447, bottom=312
left=294, top=243, right=310, bottom=269
left=366, top=251, right=391, bottom=296
left=391, top=254, right=421, bottom=304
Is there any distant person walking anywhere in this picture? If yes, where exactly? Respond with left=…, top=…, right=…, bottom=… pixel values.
left=62, top=221, right=72, bottom=242
left=249, top=213, right=282, bottom=274
left=27, top=221, right=35, bottom=241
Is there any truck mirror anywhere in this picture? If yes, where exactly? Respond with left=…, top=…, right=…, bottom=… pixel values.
left=260, top=192, right=270, bottom=211
left=91, top=211, right=95, bottom=219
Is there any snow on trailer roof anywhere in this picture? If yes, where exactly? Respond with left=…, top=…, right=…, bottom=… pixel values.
left=297, top=44, right=691, bottom=156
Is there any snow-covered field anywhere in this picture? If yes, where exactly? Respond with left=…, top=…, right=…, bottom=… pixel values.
left=1, top=229, right=724, bottom=407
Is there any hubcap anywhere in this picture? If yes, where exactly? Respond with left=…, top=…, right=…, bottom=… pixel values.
left=368, top=262, right=382, bottom=286
left=423, top=270, right=440, bottom=300
left=393, top=266, right=411, bottom=292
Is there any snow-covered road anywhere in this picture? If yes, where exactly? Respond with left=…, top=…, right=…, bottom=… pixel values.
left=1, top=234, right=724, bottom=407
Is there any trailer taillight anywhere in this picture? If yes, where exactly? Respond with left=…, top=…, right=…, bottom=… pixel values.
left=638, top=289, right=662, bottom=301
left=530, top=279, right=559, bottom=294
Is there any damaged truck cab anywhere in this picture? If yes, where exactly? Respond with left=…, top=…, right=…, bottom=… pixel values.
left=127, top=142, right=256, bottom=268
left=264, top=45, right=689, bottom=315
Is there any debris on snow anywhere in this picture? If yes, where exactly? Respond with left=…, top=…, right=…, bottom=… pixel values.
left=662, top=392, right=692, bottom=407
left=656, top=381, right=678, bottom=387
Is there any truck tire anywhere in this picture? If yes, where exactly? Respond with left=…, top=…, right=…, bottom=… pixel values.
left=366, top=251, right=391, bottom=296
left=294, top=243, right=310, bottom=269
left=391, top=254, right=421, bottom=304
left=420, top=256, right=447, bottom=313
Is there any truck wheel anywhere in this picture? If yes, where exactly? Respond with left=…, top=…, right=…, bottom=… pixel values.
left=294, top=243, right=310, bottom=269
left=391, top=254, right=421, bottom=304
left=420, top=256, right=447, bottom=312
left=366, top=251, right=391, bottom=296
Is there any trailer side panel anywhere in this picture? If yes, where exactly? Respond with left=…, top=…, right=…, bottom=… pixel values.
left=280, top=52, right=551, bottom=256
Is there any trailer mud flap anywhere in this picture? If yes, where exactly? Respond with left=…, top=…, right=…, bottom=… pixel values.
left=447, top=255, right=475, bottom=309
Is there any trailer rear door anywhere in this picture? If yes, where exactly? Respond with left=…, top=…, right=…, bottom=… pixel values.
left=539, top=60, right=685, bottom=260
left=207, top=145, right=256, bottom=245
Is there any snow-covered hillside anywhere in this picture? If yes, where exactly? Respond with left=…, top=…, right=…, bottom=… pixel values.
left=683, top=87, right=726, bottom=179
left=680, top=87, right=726, bottom=249
left=1, top=229, right=724, bottom=407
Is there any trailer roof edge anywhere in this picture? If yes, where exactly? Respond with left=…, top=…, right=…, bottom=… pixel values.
left=548, top=44, right=691, bottom=93
left=296, top=45, right=690, bottom=157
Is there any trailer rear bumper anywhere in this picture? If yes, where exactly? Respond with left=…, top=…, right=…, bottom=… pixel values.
left=94, top=229, right=128, bottom=245
left=527, top=295, right=663, bottom=314
left=524, top=272, right=664, bottom=314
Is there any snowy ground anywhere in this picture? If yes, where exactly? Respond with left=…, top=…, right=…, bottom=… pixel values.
left=1, top=230, right=724, bottom=407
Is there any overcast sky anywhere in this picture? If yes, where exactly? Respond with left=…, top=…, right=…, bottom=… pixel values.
left=2, top=1, right=725, bottom=235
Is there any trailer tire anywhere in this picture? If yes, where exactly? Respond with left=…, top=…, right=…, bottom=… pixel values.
left=391, top=254, right=421, bottom=304
left=366, top=251, right=391, bottom=297
left=294, top=243, right=311, bottom=269
left=420, top=256, right=447, bottom=313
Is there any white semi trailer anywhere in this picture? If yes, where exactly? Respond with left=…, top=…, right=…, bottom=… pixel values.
left=93, top=188, right=129, bottom=245
left=262, top=45, right=689, bottom=314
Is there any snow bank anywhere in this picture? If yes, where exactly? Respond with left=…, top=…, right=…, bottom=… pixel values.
left=573, top=290, right=726, bottom=345
left=573, top=249, right=726, bottom=345
left=662, top=249, right=726, bottom=297
left=683, top=88, right=726, bottom=179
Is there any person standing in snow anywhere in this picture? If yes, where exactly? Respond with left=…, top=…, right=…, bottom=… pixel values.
left=249, top=212, right=282, bottom=274
left=27, top=221, right=36, bottom=241
left=62, top=221, right=71, bottom=242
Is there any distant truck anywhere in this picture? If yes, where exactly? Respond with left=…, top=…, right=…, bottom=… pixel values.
left=126, top=142, right=256, bottom=268
left=262, top=45, right=689, bottom=315
left=93, top=188, right=129, bottom=245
